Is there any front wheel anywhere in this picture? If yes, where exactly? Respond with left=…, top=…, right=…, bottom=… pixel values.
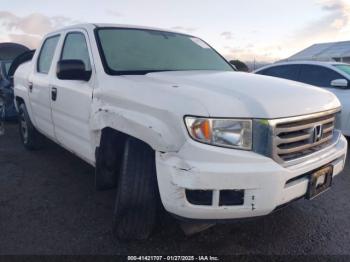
left=18, top=103, right=41, bottom=150
left=113, top=137, right=159, bottom=240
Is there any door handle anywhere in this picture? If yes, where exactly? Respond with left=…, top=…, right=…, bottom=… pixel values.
left=28, top=82, right=33, bottom=92
left=51, top=87, right=57, bottom=101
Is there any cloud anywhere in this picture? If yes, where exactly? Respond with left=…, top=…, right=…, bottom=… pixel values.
left=105, top=10, right=123, bottom=17
left=6, top=34, right=43, bottom=49
left=291, top=0, right=350, bottom=46
left=267, top=0, right=350, bottom=60
left=224, top=0, right=350, bottom=63
left=222, top=46, right=279, bottom=63
left=0, top=12, right=78, bottom=49
left=220, top=31, right=234, bottom=40
left=170, top=26, right=197, bottom=33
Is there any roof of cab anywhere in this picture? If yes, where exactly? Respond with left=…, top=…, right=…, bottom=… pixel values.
left=46, top=23, right=186, bottom=36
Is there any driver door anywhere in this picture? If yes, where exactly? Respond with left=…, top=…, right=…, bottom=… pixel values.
left=50, top=30, right=95, bottom=164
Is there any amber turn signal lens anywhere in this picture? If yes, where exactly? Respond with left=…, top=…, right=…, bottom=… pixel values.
left=199, top=119, right=211, bottom=140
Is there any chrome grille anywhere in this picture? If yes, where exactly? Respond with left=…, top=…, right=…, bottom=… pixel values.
left=270, top=109, right=339, bottom=164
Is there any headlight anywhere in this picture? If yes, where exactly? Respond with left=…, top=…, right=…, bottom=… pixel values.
left=184, top=117, right=252, bottom=150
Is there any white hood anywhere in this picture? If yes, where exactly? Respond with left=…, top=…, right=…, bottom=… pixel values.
left=122, top=70, right=340, bottom=119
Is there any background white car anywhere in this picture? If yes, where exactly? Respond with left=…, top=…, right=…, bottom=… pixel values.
left=255, top=61, right=350, bottom=136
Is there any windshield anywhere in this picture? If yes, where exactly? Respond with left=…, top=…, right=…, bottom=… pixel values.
left=96, top=28, right=234, bottom=75
left=334, top=64, right=350, bottom=77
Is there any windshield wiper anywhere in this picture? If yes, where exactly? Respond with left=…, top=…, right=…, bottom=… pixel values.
left=117, top=70, right=179, bottom=75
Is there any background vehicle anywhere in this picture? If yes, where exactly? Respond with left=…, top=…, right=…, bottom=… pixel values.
left=229, top=60, right=249, bottom=72
left=0, top=59, right=18, bottom=120
left=13, top=24, right=347, bottom=240
left=0, top=43, right=31, bottom=120
left=255, top=61, right=350, bottom=136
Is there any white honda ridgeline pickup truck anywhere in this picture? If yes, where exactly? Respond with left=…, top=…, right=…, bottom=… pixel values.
left=14, top=24, right=347, bottom=240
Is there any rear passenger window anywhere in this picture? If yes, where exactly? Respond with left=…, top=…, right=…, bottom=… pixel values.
left=299, top=65, right=343, bottom=87
left=61, top=32, right=91, bottom=71
left=258, top=65, right=300, bottom=81
left=37, top=35, right=60, bottom=74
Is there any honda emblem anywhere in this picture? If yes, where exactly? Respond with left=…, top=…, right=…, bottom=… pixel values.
left=312, top=124, right=323, bottom=143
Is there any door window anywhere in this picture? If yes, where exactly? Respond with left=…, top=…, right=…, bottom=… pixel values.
left=61, top=32, right=91, bottom=71
left=37, top=35, right=60, bottom=74
left=257, top=65, right=300, bottom=81
left=333, top=64, right=350, bottom=77
left=299, top=65, right=343, bottom=87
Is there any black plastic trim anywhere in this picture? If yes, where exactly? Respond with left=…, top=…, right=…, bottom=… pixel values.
left=219, top=190, right=244, bottom=206
left=185, top=190, right=213, bottom=206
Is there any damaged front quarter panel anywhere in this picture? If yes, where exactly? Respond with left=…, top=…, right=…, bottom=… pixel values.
left=90, top=94, right=187, bottom=152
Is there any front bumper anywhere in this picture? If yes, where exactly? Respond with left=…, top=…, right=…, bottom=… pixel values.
left=156, top=133, right=347, bottom=220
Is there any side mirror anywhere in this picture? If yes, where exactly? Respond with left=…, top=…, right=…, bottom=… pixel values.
left=57, top=60, right=91, bottom=81
left=330, top=79, right=348, bottom=88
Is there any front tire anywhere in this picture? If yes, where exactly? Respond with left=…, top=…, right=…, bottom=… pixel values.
left=18, top=103, right=41, bottom=150
left=113, top=137, right=159, bottom=240
left=95, top=130, right=125, bottom=190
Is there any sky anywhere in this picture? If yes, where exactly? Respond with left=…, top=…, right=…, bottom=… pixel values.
left=0, top=0, right=349, bottom=62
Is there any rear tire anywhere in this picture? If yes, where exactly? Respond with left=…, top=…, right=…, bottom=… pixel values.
left=113, top=137, right=159, bottom=240
left=18, top=103, right=41, bottom=150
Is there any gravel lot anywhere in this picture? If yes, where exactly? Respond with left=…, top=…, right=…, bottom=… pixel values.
left=1, top=122, right=350, bottom=255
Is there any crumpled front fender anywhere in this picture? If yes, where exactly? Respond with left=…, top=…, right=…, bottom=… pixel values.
left=90, top=98, right=188, bottom=152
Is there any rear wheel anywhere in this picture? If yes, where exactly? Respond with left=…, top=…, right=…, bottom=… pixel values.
left=113, top=137, right=159, bottom=240
left=18, top=103, right=41, bottom=150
